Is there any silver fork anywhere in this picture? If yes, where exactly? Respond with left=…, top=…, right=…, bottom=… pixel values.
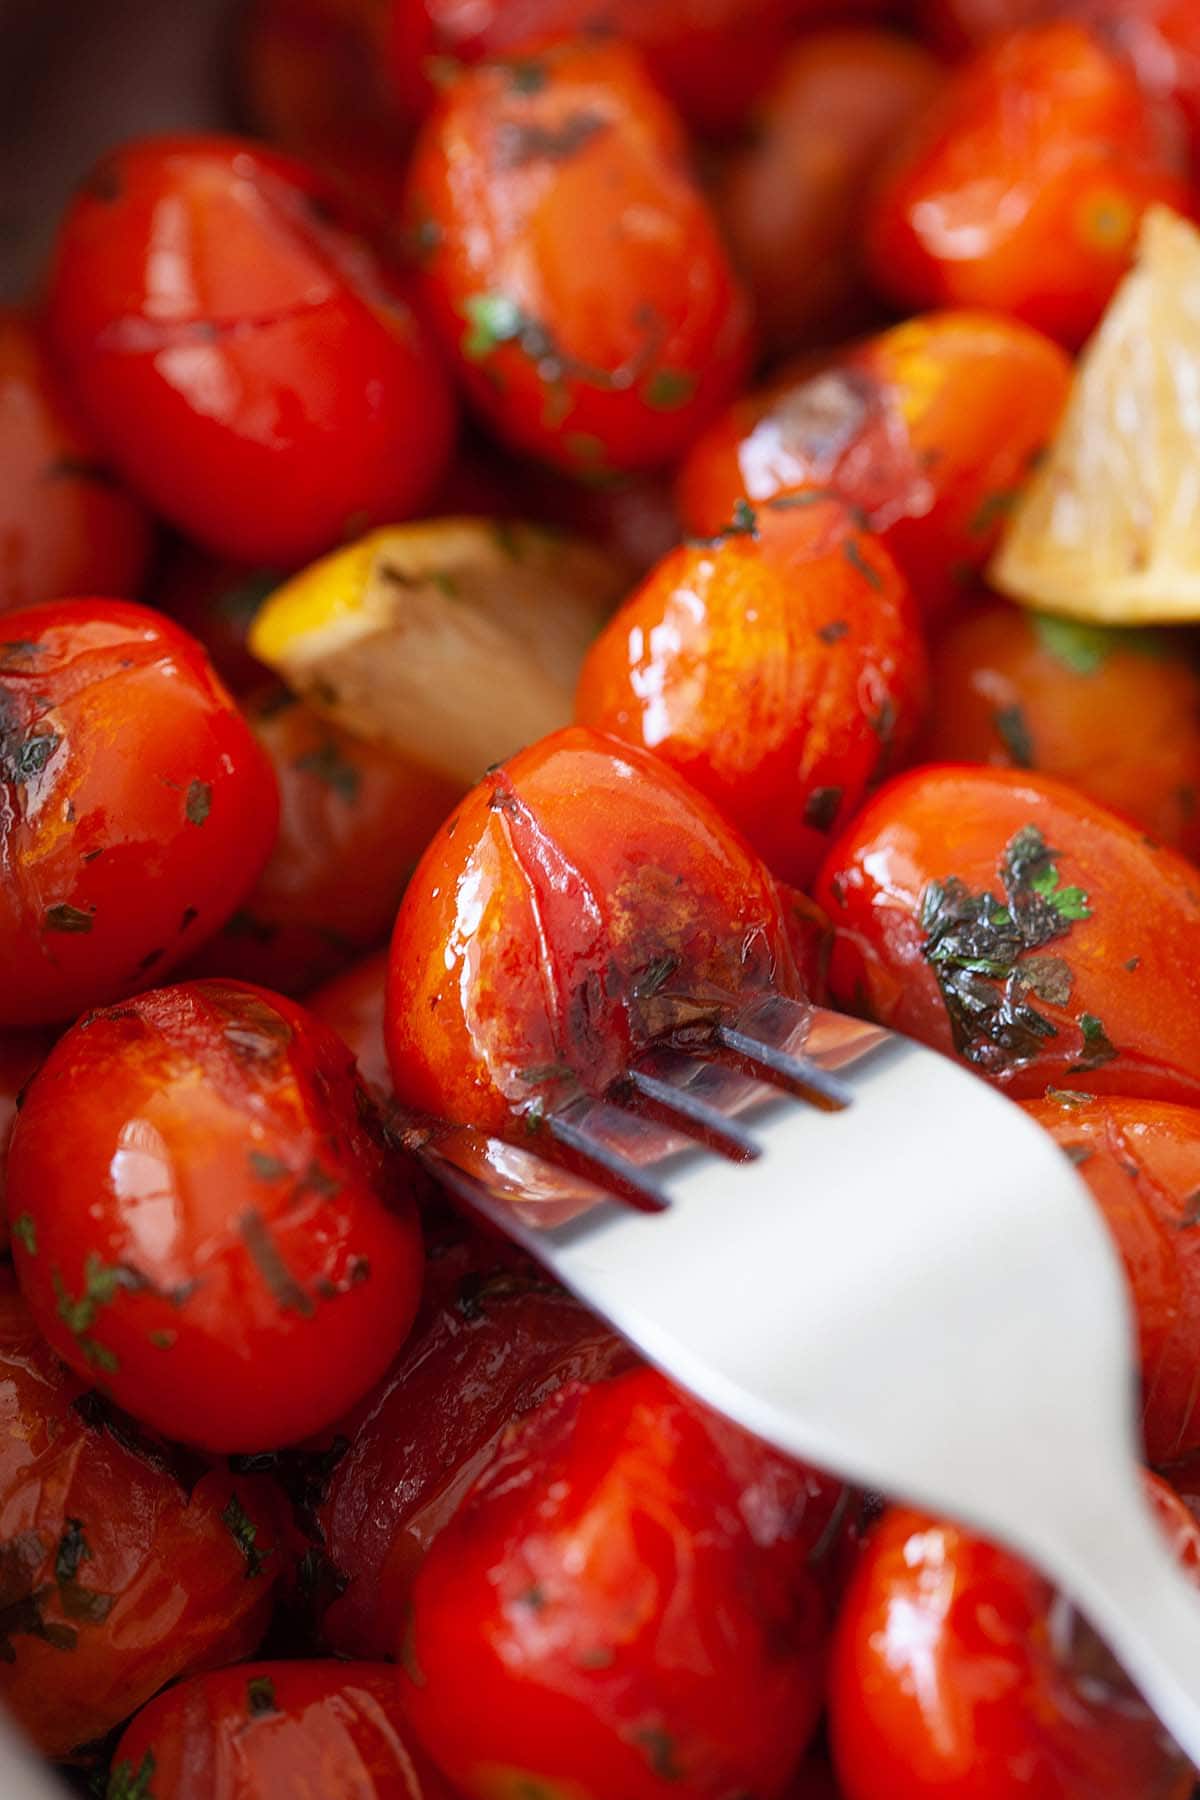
left=403, top=992, right=1200, bottom=1770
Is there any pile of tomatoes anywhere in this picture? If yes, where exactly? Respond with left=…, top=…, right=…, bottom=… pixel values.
left=7, top=1, right=1200, bottom=1796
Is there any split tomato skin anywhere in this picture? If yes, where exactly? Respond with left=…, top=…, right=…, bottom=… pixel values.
left=7, top=980, right=424, bottom=1453
left=404, top=43, right=752, bottom=476
left=813, top=765, right=1200, bottom=1104
left=866, top=22, right=1191, bottom=348
left=46, top=134, right=456, bottom=567
left=108, top=1660, right=455, bottom=1800
left=385, top=725, right=801, bottom=1135
left=575, top=494, right=928, bottom=888
left=829, top=1482, right=1200, bottom=1800
left=676, top=311, right=1072, bottom=621
left=0, top=1273, right=284, bottom=1758
left=400, top=1365, right=847, bottom=1800
left=0, top=600, right=279, bottom=1029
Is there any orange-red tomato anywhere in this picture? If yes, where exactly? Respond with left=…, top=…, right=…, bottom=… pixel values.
left=575, top=494, right=928, bottom=887
left=922, top=602, right=1200, bottom=861
left=0, top=600, right=279, bottom=1029
left=8, top=981, right=424, bottom=1453
left=401, top=1366, right=847, bottom=1800
left=813, top=765, right=1200, bottom=1104
left=866, top=22, right=1190, bottom=348
left=309, top=949, right=392, bottom=1101
left=386, top=725, right=801, bottom=1135
left=715, top=31, right=943, bottom=354
left=404, top=43, right=752, bottom=476
left=0, top=1273, right=284, bottom=1758
left=0, top=309, right=153, bottom=615
left=829, top=1481, right=1200, bottom=1800
left=676, top=311, right=1072, bottom=621
left=46, top=135, right=456, bottom=567
left=108, top=1660, right=454, bottom=1799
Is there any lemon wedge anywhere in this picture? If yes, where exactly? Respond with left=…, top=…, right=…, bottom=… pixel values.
left=991, top=206, right=1200, bottom=623
left=249, top=519, right=626, bottom=787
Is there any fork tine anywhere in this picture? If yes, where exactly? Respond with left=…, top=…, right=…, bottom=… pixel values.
left=710, top=1021, right=854, bottom=1111
left=543, top=1109, right=671, bottom=1213
left=613, top=1066, right=760, bottom=1163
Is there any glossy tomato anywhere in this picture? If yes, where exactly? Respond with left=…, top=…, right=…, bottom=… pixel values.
left=866, top=22, right=1190, bottom=347
left=0, top=1273, right=284, bottom=1757
left=404, top=43, right=751, bottom=475
left=309, top=950, right=392, bottom=1102
left=813, top=765, right=1200, bottom=1103
left=8, top=980, right=424, bottom=1452
left=676, top=311, right=1072, bottom=621
left=401, top=1365, right=848, bottom=1800
left=575, top=493, right=927, bottom=887
left=0, top=600, right=278, bottom=1029
left=46, top=135, right=455, bottom=566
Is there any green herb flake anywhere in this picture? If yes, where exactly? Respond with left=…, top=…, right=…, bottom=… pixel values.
left=108, top=1750, right=156, bottom=1800
left=462, top=292, right=527, bottom=361
left=842, top=536, right=882, bottom=592
left=247, top=1674, right=279, bottom=1716
left=505, top=55, right=548, bottom=93
left=239, top=1210, right=314, bottom=1318
left=1072, top=1012, right=1118, bottom=1073
left=645, top=368, right=697, bottom=411
left=148, top=1330, right=175, bottom=1350
left=969, top=488, right=1019, bottom=535
left=185, top=779, right=212, bottom=826
left=994, top=703, right=1035, bottom=769
left=248, top=1150, right=289, bottom=1182
left=1033, top=613, right=1115, bottom=675
left=54, top=1520, right=90, bottom=1587
left=44, top=903, right=93, bottom=933
left=11, top=1214, right=36, bottom=1256
left=221, top=1492, right=273, bottom=1580
left=635, top=1725, right=683, bottom=1783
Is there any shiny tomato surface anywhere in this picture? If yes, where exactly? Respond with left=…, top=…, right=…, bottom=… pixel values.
left=401, top=1365, right=847, bottom=1800
left=575, top=493, right=927, bottom=886
left=7, top=981, right=423, bottom=1452
left=0, top=1274, right=283, bottom=1758
left=676, top=311, right=1072, bottom=620
left=0, top=600, right=278, bottom=1028
left=814, top=765, right=1200, bottom=1103
left=867, top=22, right=1190, bottom=347
left=404, top=43, right=751, bottom=475
left=46, top=135, right=455, bottom=566
left=386, top=725, right=801, bottom=1134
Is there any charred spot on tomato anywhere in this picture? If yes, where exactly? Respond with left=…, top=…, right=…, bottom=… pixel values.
left=0, top=1533, right=77, bottom=1661
left=246, top=1674, right=278, bottom=1717
left=817, top=619, right=849, bottom=644
left=43, top=904, right=94, bottom=934
left=221, top=1492, right=273, bottom=1580
left=1, top=727, right=60, bottom=786
left=804, top=788, right=843, bottom=834
left=184, top=779, right=212, bottom=827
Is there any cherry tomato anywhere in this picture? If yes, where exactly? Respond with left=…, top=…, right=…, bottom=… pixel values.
left=154, top=545, right=279, bottom=696
left=813, top=765, right=1200, bottom=1103
left=0, top=1033, right=54, bottom=1256
left=778, top=886, right=835, bottom=1005
left=404, top=43, right=752, bottom=476
left=575, top=493, right=928, bottom=887
left=7, top=980, right=424, bottom=1453
left=46, top=135, right=456, bottom=567
left=715, top=31, right=942, bottom=354
left=922, top=602, right=1200, bottom=861
left=107, top=1660, right=453, bottom=1799
left=0, top=600, right=279, bottom=1029
left=676, top=311, right=1072, bottom=621
left=0, top=1273, right=284, bottom=1757
left=0, top=309, right=153, bottom=615
left=309, top=950, right=392, bottom=1101
left=866, top=22, right=1190, bottom=348
left=829, top=1480, right=1200, bottom=1800
left=386, top=725, right=801, bottom=1135
left=401, top=1365, right=848, bottom=1800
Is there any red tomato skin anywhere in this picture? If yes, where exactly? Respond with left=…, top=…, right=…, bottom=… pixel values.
left=575, top=495, right=928, bottom=887
left=7, top=980, right=424, bottom=1453
left=829, top=1484, right=1199, bottom=1800
left=866, top=22, right=1190, bottom=348
left=0, top=309, right=153, bottom=614
left=385, top=725, right=802, bottom=1136
left=401, top=1366, right=845, bottom=1800
left=108, top=1660, right=454, bottom=1800
left=0, top=1032, right=55, bottom=1254
left=46, top=135, right=455, bottom=566
left=0, top=599, right=279, bottom=1029
left=814, top=764, right=1200, bottom=1104
left=0, top=1273, right=284, bottom=1758
left=404, top=44, right=752, bottom=476
left=309, top=949, right=392, bottom=1101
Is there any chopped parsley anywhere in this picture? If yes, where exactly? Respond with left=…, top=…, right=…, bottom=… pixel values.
left=644, top=368, right=697, bottom=411
left=462, top=292, right=528, bottom=360
left=247, top=1674, right=279, bottom=1716
left=221, top=1492, right=273, bottom=1579
left=185, top=779, right=212, bottom=826
left=108, top=1752, right=156, bottom=1800
left=994, top=703, right=1034, bottom=768
left=11, top=1213, right=35, bottom=1255
left=1071, top=1012, right=1118, bottom=1072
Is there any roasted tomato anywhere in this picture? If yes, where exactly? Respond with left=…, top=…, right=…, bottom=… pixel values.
left=0, top=600, right=278, bottom=1030
left=715, top=31, right=942, bottom=354
left=107, top=1660, right=453, bottom=1800
left=829, top=1479, right=1200, bottom=1800
left=866, top=23, right=1190, bottom=348
left=401, top=1365, right=848, bottom=1800
left=0, top=1273, right=283, bottom=1758
left=676, top=311, right=1072, bottom=621
left=46, top=135, right=455, bottom=567
left=309, top=950, right=392, bottom=1101
left=922, top=602, right=1200, bottom=861
left=404, top=43, right=752, bottom=476
left=0, top=1033, right=54, bottom=1256
left=575, top=493, right=927, bottom=887
left=386, top=725, right=801, bottom=1135
left=1025, top=1092, right=1200, bottom=1464
left=0, top=309, right=152, bottom=615
left=7, top=980, right=423, bottom=1453
left=813, top=766, right=1200, bottom=1103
